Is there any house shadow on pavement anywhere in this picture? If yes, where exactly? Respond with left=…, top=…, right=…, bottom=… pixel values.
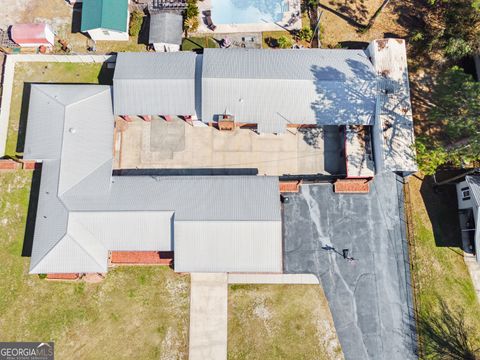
left=22, top=166, right=42, bottom=257
left=419, top=174, right=463, bottom=248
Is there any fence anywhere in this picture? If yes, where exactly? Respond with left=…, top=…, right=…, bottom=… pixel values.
left=0, top=53, right=117, bottom=157
left=402, top=176, right=423, bottom=358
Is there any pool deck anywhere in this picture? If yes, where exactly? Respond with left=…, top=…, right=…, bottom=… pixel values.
left=197, top=0, right=302, bottom=34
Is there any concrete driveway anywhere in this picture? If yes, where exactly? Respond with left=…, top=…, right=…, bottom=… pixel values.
left=283, top=172, right=417, bottom=360
left=189, top=273, right=228, bottom=360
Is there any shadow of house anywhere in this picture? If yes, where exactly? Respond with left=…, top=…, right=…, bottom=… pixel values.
left=15, top=83, right=32, bottom=155
left=71, top=3, right=83, bottom=34
left=138, top=11, right=150, bottom=45
left=97, top=63, right=115, bottom=85
left=420, top=175, right=463, bottom=247
left=338, top=41, right=369, bottom=49
left=22, top=166, right=42, bottom=257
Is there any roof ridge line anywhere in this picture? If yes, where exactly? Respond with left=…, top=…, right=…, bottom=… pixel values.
left=60, top=156, right=113, bottom=201
left=29, top=210, right=70, bottom=272
left=69, top=217, right=108, bottom=268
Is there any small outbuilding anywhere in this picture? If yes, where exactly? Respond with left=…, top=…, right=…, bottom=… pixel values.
left=149, top=12, right=183, bottom=52
left=81, top=0, right=130, bottom=41
left=10, top=23, right=55, bottom=48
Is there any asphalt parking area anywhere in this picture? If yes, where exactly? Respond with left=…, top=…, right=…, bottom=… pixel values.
left=283, top=172, right=416, bottom=360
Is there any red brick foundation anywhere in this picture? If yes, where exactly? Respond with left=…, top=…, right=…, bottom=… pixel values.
left=0, top=160, right=21, bottom=170
left=110, top=251, right=173, bottom=265
left=280, top=181, right=301, bottom=193
left=334, top=179, right=370, bottom=193
left=22, top=160, right=37, bottom=170
left=46, top=273, right=79, bottom=280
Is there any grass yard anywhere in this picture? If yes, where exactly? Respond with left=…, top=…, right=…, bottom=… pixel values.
left=0, top=171, right=190, bottom=359
left=228, top=284, right=343, bottom=360
left=181, top=37, right=218, bottom=51
left=6, top=62, right=113, bottom=158
left=407, top=174, right=480, bottom=358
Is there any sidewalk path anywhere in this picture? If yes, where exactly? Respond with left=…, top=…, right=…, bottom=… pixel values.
left=189, top=273, right=228, bottom=360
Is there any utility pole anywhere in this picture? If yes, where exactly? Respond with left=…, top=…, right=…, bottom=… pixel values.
left=311, top=9, right=323, bottom=48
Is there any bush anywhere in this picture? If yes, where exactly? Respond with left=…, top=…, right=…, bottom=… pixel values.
left=411, top=30, right=424, bottom=42
left=129, top=10, right=144, bottom=37
left=278, top=35, right=292, bottom=49
left=444, top=38, right=473, bottom=60
left=38, top=274, right=47, bottom=279
left=298, top=27, right=313, bottom=42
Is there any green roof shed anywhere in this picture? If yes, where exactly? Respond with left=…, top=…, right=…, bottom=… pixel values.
left=81, top=0, right=129, bottom=32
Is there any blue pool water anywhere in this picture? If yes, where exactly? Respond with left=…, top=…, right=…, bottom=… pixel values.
left=211, top=0, right=288, bottom=25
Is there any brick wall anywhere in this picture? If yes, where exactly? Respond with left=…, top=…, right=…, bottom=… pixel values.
left=46, top=273, right=79, bottom=280
left=110, top=251, right=173, bottom=265
left=0, top=159, right=21, bottom=170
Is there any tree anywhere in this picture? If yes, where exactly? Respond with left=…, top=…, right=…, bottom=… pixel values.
left=185, top=0, right=199, bottom=20
left=416, top=66, right=480, bottom=173
left=277, top=36, right=292, bottom=49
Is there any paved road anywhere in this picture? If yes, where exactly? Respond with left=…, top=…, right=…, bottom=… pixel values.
left=189, top=273, right=228, bottom=360
left=283, top=172, right=417, bottom=360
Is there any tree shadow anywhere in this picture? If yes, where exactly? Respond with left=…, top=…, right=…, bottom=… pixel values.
left=318, top=3, right=367, bottom=30
left=22, top=165, right=42, bottom=257
left=419, top=174, right=462, bottom=247
left=417, top=298, right=480, bottom=359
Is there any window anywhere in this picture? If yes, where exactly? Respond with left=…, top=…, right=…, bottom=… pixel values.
left=462, top=189, right=470, bottom=201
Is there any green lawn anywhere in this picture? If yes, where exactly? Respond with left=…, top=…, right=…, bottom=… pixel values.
left=228, top=284, right=343, bottom=360
left=262, top=31, right=295, bottom=49
left=0, top=171, right=190, bottom=359
left=408, top=175, right=480, bottom=358
left=181, top=37, right=218, bottom=51
left=6, top=62, right=112, bottom=158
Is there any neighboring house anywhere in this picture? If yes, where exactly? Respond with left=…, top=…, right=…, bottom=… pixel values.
left=149, top=12, right=183, bottom=52
left=23, top=39, right=417, bottom=275
left=80, top=0, right=130, bottom=41
left=456, top=175, right=480, bottom=262
left=10, top=23, right=55, bottom=48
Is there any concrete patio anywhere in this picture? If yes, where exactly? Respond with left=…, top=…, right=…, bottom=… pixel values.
left=115, top=117, right=346, bottom=176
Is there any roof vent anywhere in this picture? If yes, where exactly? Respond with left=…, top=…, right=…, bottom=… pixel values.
left=68, top=127, right=76, bottom=134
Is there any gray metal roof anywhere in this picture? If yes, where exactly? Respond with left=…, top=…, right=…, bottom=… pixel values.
left=63, top=175, right=281, bottom=221
left=113, top=52, right=197, bottom=116
left=201, top=48, right=377, bottom=128
left=25, top=84, right=281, bottom=274
left=149, top=12, right=183, bottom=45
left=174, top=221, right=282, bottom=273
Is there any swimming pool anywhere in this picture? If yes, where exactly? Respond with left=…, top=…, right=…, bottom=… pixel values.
left=211, top=0, right=288, bottom=25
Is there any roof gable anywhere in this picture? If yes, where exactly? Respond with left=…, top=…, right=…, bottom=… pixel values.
left=81, top=0, right=129, bottom=32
